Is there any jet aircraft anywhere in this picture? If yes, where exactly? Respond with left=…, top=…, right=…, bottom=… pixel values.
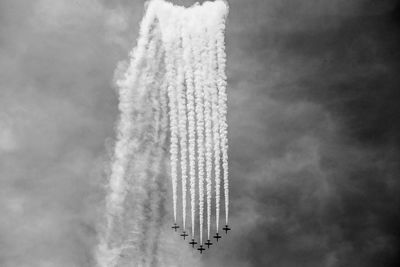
left=213, top=233, right=221, bottom=241
left=189, top=239, right=197, bottom=248
left=171, top=223, right=179, bottom=231
left=205, top=239, right=213, bottom=248
left=223, top=225, right=231, bottom=234
left=197, top=245, right=205, bottom=254
left=180, top=231, right=188, bottom=240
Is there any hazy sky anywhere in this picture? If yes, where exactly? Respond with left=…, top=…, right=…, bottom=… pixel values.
left=0, top=0, right=399, bottom=266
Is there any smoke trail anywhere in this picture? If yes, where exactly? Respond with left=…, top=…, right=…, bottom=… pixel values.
left=207, top=22, right=221, bottom=233
left=139, top=27, right=168, bottom=266
left=96, top=2, right=229, bottom=265
left=114, top=13, right=168, bottom=266
left=215, top=5, right=229, bottom=226
left=182, top=11, right=197, bottom=238
left=192, top=10, right=206, bottom=244
left=95, top=3, right=160, bottom=266
left=164, top=16, right=180, bottom=224
left=175, top=21, right=188, bottom=231
left=203, top=31, right=213, bottom=241
left=147, top=70, right=169, bottom=267
left=204, top=84, right=213, bottom=240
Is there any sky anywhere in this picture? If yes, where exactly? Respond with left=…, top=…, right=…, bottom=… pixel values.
left=0, top=0, right=399, bottom=266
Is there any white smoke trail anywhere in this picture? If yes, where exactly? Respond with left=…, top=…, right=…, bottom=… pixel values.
left=181, top=11, right=197, bottom=238
left=215, top=4, right=229, bottom=226
left=204, top=85, right=213, bottom=240
left=97, top=2, right=229, bottom=265
left=192, top=9, right=206, bottom=244
left=206, top=20, right=221, bottom=234
left=203, top=31, right=213, bottom=241
left=144, top=71, right=170, bottom=267
left=163, top=16, right=180, bottom=224
left=114, top=14, right=168, bottom=266
left=106, top=0, right=156, bottom=227
left=200, top=0, right=229, bottom=239
left=175, top=21, right=189, bottom=231
left=138, top=25, right=168, bottom=266
left=95, top=3, right=159, bottom=266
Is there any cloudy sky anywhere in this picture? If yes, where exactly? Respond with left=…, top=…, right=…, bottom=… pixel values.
left=0, top=0, right=399, bottom=266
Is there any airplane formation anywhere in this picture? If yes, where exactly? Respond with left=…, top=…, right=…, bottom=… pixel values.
left=172, top=223, right=231, bottom=254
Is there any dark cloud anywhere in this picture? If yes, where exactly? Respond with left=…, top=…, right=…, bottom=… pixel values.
left=0, top=0, right=399, bottom=266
